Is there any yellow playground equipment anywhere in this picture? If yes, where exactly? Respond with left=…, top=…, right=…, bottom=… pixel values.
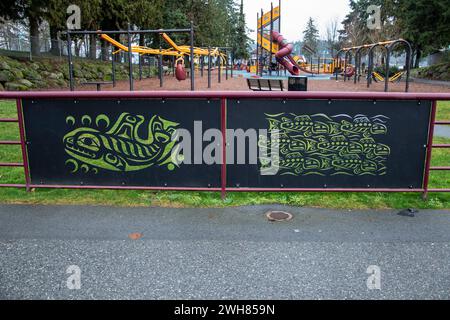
left=100, top=33, right=227, bottom=66
left=293, top=56, right=339, bottom=74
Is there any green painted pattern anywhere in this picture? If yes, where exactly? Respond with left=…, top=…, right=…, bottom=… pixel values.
left=260, top=113, right=391, bottom=176
left=63, top=112, right=180, bottom=173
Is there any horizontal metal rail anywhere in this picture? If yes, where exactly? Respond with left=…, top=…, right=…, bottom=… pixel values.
left=428, top=189, right=450, bottom=192
left=0, top=162, right=24, bottom=167
left=64, top=29, right=192, bottom=35
left=0, top=118, right=19, bottom=123
left=0, top=141, right=21, bottom=145
left=430, top=167, right=450, bottom=171
left=433, top=144, right=450, bottom=148
left=435, top=121, right=450, bottom=125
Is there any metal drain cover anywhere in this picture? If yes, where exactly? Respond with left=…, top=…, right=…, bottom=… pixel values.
left=266, top=211, right=293, bottom=222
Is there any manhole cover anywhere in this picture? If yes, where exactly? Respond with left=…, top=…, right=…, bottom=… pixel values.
left=266, top=211, right=293, bottom=222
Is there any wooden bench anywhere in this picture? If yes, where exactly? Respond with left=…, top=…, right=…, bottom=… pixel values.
left=81, top=81, right=114, bottom=91
left=247, top=78, right=284, bottom=91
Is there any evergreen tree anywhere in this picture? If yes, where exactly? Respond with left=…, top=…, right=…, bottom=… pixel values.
left=302, top=17, right=319, bottom=58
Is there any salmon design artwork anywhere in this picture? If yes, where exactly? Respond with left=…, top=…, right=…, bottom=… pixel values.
left=260, top=113, right=390, bottom=176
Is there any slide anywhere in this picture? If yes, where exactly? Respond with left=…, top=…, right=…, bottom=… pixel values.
left=269, top=32, right=318, bottom=75
left=271, top=31, right=300, bottom=76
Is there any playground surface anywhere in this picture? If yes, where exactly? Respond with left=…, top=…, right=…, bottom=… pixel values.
left=72, top=71, right=450, bottom=93
left=1, top=204, right=450, bottom=299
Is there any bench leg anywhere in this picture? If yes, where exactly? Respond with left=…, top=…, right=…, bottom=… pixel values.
left=96, top=84, right=101, bottom=91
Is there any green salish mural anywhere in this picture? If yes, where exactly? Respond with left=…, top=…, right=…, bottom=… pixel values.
left=259, top=113, right=391, bottom=176
left=63, top=112, right=180, bottom=173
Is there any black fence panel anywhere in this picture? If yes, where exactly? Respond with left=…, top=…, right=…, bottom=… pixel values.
left=22, top=98, right=221, bottom=188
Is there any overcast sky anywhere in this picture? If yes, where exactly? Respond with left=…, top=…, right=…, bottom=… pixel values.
left=243, top=0, right=351, bottom=42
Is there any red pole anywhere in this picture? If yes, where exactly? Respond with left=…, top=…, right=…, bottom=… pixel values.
left=422, top=100, right=438, bottom=200
left=16, top=99, right=31, bottom=192
left=221, top=98, right=227, bottom=200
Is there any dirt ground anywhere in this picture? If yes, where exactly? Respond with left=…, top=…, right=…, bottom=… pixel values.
left=73, top=70, right=450, bottom=93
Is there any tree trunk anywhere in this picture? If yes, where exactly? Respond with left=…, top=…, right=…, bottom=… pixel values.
left=29, top=15, right=40, bottom=56
left=74, top=39, right=81, bottom=57
left=415, top=48, right=422, bottom=68
left=89, top=34, right=97, bottom=59
left=101, top=41, right=108, bottom=61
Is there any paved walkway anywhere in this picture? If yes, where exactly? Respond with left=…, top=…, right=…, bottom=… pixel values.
left=1, top=205, right=450, bottom=300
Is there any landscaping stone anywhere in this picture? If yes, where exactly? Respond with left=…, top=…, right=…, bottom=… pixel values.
left=5, top=82, right=28, bottom=91
left=0, top=70, right=15, bottom=82
left=17, top=79, right=33, bottom=88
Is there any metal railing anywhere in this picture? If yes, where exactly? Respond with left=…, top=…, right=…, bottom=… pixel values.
left=0, top=91, right=449, bottom=200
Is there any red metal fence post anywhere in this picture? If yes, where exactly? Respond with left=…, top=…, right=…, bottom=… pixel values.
left=16, top=99, right=31, bottom=192
left=422, top=100, right=437, bottom=200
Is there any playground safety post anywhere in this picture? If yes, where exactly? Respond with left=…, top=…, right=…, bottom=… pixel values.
left=230, top=51, right=234, bottom=78
left=159, top=46, right=163, bottom=88
left=201, top=56, right=204, bottom=77
left=260, top=9, right=264, bottom=77
left=269, top=2, right=273, bottom=77
left=384, top=46, right=391, bottom=92
left=225, top=49, right=228, bottom=81
left=190, top=21, right=195, bottom=91
left=218, top=55, right=221, bottom=84
left=256, top=12, right=259, bottom=76
left=139, top=54, right=143, bottom=81
left=127, top=23, right=134, bottom=91
left=111, top=46, right=116, bottom=87
left=208, top=46, right=211, bottom=89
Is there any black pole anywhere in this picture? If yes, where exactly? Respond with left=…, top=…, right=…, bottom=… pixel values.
left=344, top=52, right=348, bottom=82
left=111, top=46, right=116, bottom=87
left=148, top=56, right=151, bottom=78
left=208, top=46, right=211, bottom=89
left=159, top=47, right=163, bottom=88
left=200, top=56, right=204, bottom=77
left=139, top=54, right=143, bottom=80
left=218, top=55, right=221, bottom=84
left=172, top=56, right=175, bottom=77
left=317, top=56, right=320, bottom=75
left=190, top=21, right=195, bottom=91
left=402, top=40, right=413, bottom=93
left=367, top=50, right=372, bottom=88
left=231, top=51, right=234, bottom=78
left=225, top=50, right=228, bottom=80
left=67, top=31, right=74, bottom=91
left=278, top=0, right=281, bottom=34
left=260, top=9, right=264, bottom=77
left=269, top=2, right=273, bottom=76
left=354, top=49, right=360, bottom=84
left=256, top=12, right=260, bottom=75
left=127, top=24, right=133, bottom=91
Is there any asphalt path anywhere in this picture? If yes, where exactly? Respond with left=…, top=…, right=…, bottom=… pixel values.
left=0, top=205, right=450, bottom=300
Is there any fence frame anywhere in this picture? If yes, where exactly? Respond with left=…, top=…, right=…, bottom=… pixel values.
left=0, top=91, right=449, bottom=199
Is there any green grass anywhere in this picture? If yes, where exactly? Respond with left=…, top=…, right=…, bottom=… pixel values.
left=0, top=99, right=448, bottom=209
left=437, top=101, right=450, bottom=121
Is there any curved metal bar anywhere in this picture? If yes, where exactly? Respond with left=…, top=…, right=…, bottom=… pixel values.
left=344, top=50, right=353, bottom=82
left=354, top=46, right=369, bottom=84
left=387, top=39, right=413, bottom=92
